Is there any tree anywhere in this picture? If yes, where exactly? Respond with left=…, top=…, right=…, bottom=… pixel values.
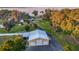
left=0, top=40, right=14, bottom=51
left=0, top=36, right=27, bottom=51
left=43, top=9, right=52, bottom=20
left=32, top=10, right=38, bottom=16
left=72, top=25, right=79, bottom=38
left=23, top=13, right=30, bottom=19
left=40, top=11, right=44, bottom=14
left=13, top=36, right=26, bottom=51
left=50, top=8, right=79, bottom=38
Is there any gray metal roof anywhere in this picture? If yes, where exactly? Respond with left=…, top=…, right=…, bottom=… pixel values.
left=28, top=29, right=49, bottom=41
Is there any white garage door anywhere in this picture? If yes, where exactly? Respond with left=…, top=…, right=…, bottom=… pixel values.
left=36, top=40, right=43, bottom=46
left=43, top=41, right=48, bottom=45
left=30, top=42, right=36, bottom=46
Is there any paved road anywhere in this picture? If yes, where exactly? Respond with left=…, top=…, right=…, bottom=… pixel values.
left=26, top=33, right=64, bottom=51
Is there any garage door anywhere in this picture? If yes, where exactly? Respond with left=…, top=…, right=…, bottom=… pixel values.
left=36, top=40, right=43, bottom=46
left=30, top=42, right=36, bottom=46
left=43, top=41, right=48, bottom=45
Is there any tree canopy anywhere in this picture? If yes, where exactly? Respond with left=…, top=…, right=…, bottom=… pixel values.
left=0, top=36, right=26, bottom=51
left=32, top=10, right=38, bottom=16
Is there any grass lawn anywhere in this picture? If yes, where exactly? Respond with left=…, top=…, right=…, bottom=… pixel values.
left=35, top=20, right=79, bottom=51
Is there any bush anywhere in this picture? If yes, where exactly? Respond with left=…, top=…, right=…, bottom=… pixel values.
left=25, top=25, right=30, bottom=31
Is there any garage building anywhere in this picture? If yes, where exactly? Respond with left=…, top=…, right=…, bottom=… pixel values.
left=28, top=29, right=49, bottom=46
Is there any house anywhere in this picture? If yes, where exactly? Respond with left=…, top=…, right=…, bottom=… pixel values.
left=18, top=19, right=24, bottom=25
left=28, top=29, right=50, bottom=46
left=20, top=19, right=24, bottom=23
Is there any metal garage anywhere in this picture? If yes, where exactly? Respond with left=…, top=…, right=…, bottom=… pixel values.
left=28, top=29, right=49, bottom=46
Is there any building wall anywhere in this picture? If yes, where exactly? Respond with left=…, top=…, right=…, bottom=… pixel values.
left=29, top=38, right=49, bottom=46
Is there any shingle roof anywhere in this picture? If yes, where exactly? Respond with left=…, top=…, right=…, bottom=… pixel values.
left=28, top=29, right=49, bottom=41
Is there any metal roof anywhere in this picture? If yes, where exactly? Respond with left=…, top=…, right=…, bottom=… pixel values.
left=28, top=29, right=49, bottom=41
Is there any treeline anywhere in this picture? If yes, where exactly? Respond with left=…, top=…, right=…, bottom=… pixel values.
left=50, top=8, right=79, bottom=39
left=0, top=9, right=30, bottom=20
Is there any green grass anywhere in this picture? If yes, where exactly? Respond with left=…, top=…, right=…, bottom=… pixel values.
left=9, top=24, right=26, bottom=33
left=35, top=20, right=79, bottom=51
left=0, top=29, right=8, bottom=33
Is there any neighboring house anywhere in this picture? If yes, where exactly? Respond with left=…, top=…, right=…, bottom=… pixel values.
left=19, top=19, right=24, bottom=25
left=20, top=19, right=24, bottom=23
left=0, top=24, right=5, bottom=28
left=28, top=29, right=50, bottom=46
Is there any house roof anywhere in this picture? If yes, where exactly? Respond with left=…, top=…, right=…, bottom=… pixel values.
left=28, top=29, right=49, bottom=41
